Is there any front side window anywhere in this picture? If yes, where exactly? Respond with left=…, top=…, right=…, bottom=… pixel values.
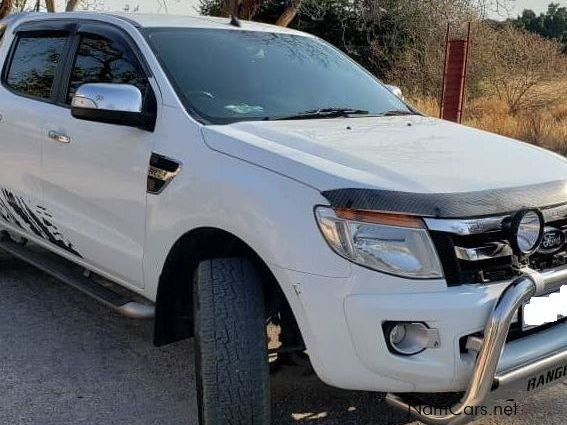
left=145, top=28, right=411, bottom=124
left=67, top=34, right=147, bottom=104
left=6, top=34, right=68, bottom=100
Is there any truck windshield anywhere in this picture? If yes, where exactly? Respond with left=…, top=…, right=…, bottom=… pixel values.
left=145, top=28, right=412, bottom=124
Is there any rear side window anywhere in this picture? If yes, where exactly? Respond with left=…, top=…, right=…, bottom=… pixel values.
left=66, top=34, right=147, bottom=103
left=5, top=35, right=67, bottom=100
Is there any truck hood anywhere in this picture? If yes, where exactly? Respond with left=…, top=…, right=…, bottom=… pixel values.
left=202, top=116, right=567, bottom=194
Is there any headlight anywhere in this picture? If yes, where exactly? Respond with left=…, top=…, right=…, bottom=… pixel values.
left=315, top=207, right=443, bottom=279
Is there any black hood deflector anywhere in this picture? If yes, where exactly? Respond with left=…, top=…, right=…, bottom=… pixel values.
left=322, top=180, right=567, bottom=218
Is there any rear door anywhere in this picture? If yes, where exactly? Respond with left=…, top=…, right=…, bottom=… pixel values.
left=0, top=24, right=75, bottom=248
left=41, top=22, right=156, bottom=288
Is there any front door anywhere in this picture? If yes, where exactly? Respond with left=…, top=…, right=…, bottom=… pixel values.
left=41, top=23, right=157, bottom=289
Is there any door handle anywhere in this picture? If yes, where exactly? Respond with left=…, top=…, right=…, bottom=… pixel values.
left=48, top=130, right=71, bottom=144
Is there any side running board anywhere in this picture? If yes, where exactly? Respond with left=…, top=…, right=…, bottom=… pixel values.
left=0, top=238, right=155, bottom=320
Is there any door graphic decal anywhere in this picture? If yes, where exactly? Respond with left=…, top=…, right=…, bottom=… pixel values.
left=0, top=188, right=82, bottom=257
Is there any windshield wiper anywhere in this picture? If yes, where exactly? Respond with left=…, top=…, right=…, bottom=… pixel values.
left=270, top=108, right=370, bottom=121
left=377, top=110, right=417, bottom=117
left=267, top=108, right=418, bottom=121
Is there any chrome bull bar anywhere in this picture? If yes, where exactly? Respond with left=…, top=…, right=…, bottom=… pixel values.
left=386, top=266, right=567, bottom=425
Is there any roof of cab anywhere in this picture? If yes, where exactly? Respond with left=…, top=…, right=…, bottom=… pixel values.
left=2, top=12, right=310, bottom=36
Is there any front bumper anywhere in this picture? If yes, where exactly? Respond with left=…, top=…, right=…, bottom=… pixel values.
left=272, top=263, right=567, bottom=424
left=387, top=266, right=567, bottom=424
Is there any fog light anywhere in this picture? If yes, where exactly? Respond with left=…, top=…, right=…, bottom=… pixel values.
left=385, top=322, right=440, bottom=356
left=505, top=209, right=544, bottom=257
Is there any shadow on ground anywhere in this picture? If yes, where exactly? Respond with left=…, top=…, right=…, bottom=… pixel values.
left=271, top=369, right=412, bottom=425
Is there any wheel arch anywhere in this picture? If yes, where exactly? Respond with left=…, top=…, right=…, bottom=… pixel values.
left=153, top=226, right=298, bottom=347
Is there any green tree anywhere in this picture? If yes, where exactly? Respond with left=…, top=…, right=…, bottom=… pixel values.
left=199, top=0, right=566, bottom=101
left=200, top=0, right=476, bottom=82
left=512, top=3, right=567, bottom=52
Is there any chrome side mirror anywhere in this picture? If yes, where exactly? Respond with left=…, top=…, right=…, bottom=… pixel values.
left=71, top=83, right=155, bottom=131
left=385, top=84, right=404, bottom=100
left=72, top=83, right=143, bottom=112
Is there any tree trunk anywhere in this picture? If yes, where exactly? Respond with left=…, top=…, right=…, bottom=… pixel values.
left=222, top=0, right=232, bottom=17
left=239, top=0, right=259, bottom=20
left=45, top=0, right=55, bottom=12
left=0, top=0, right=13, bottom=19
left=65, top=0, right=80, bottom=11
left=222, top=0, right=300, bottom=26
left=223, top=0, right=261, bottom=20
left=276, top=1, right=302, bottom=27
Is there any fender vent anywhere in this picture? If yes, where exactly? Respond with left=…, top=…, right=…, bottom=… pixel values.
left=147, top=154, right=181, bottom=194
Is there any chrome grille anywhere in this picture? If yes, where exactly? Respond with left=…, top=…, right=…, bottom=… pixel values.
left=426, top=204, right=567, bottom=285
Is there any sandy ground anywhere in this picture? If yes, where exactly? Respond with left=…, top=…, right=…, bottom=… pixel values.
left=0, top=253, right=566, bottom=425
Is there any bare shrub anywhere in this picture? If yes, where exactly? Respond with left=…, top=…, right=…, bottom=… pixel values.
left=407, top=95, right=440, bottom=116
left=481, top=25, right=567, bottom=115
left=410, top=80, right=567, bottom=156
left=384, top=1, right=476, bottom=98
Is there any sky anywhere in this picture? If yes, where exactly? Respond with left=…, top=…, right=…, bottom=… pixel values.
left=488, top=0, right=566, bottom=19
left=54, top=0, right=565, bottom=19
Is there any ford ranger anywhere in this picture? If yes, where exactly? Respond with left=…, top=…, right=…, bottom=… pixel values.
left=1, top=12, right=567, bottom=425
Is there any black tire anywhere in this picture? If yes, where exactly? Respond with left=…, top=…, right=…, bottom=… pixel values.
left=193, top=258, right=271, bottom=425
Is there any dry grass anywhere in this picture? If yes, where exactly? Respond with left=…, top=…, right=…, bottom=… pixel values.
left=408, top=82, right=567, bottom=156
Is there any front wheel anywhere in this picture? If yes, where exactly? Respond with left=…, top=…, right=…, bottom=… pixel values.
left=193, top=258, right=271, bottom=425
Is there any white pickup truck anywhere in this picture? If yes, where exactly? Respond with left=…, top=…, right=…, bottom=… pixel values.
left=1, top=12, right=567, bottom=425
